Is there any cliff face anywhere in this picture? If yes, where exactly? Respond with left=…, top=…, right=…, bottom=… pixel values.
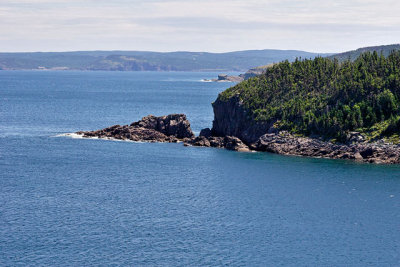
left=209, top=94, right=400, bottom=164
left=211, top=95, right=271, bottom=144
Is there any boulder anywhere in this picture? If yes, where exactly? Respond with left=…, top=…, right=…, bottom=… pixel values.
left=223, top=136, right=251, bottom=152
left=199, top=128, right=212, bottom=138
left=187, top=135, right=250, bottom=152
left=346, top=132, right=365, bottom=144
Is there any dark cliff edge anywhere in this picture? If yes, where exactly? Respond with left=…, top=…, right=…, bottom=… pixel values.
left=211, top=95, right=271, bottom=144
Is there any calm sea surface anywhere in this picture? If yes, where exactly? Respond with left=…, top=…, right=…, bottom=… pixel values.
left=1, top=71, right=400, bottom=266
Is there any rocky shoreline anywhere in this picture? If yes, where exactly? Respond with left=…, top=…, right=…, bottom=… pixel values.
left=203, top=66, right=271, bottom=83
left=202, top=74, right=244, bottom=83
left=188, top=130, right=400, bottom=164
left=76, top=114, right=400, bottom=164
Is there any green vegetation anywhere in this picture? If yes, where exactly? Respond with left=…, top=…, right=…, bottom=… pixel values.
left=329, top=44, right=400, bottom=62
left=220, top=51, right=400, bottom=141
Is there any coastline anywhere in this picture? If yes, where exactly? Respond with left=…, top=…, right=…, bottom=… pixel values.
left=72, top=114, right=400, bottom=164
left=188, top=131, right=400, bottom=164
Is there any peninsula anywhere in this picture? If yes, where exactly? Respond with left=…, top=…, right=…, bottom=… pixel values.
left=75, top=50, right=400, bottom=164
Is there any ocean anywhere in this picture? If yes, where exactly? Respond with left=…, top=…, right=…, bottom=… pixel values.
left=1, top=71, right=399, bottom=266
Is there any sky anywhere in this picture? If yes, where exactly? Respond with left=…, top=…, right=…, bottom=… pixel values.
left=0, top=0, right=399, bottom=53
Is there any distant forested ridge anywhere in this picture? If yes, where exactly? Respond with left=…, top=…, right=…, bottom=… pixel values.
left=0, top=50, right=326, bottom=71
left=219, top=50, right=400, bottom=142
left=329, top=44, right=400, bottom=62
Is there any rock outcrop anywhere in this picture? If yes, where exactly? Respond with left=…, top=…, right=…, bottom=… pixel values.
left=76, top=114, right=194, bottom=142
left=186, top=135, right=250, bottom=152
left=205, top=65, right=272, bottom=83
left=204, top=74, right=244, bottom=83
left=211, top=95, right=271, bottom=143
left=239, top=65, right=271, bottom=80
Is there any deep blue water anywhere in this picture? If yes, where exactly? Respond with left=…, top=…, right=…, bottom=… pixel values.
left=1, top=71, right=400, bottom=266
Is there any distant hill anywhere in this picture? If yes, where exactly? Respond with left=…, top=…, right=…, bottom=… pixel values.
left=235, top=44, right=400, bottom=79
left=329, top=44, right=400, bottom=62
left=0, top=50, right=329, bottom=71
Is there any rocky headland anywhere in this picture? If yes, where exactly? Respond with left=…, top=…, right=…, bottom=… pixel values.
left=190, top=50, right=400, bottom=164
left=204, top=65, right=273, bottom=83
left=76, top=51, right=400, bottom=164
left=76, top=110, right=400, bottom=164
left=203, top=74, right=244, bottom=83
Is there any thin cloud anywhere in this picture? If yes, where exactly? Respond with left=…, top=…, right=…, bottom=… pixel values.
left=0, top=0, right=399, bottom=52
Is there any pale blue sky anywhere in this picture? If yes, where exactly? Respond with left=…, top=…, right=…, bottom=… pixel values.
left=0, top=0, right=399, bottom=52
